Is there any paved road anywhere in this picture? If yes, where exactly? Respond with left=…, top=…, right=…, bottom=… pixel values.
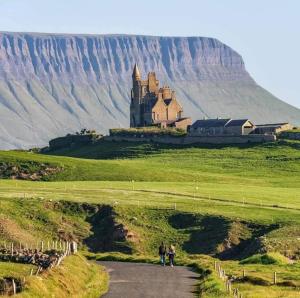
left=99, top=261, right=199, bottom=298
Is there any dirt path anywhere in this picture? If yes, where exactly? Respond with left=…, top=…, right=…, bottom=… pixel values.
left=99, top=261, right=199, bottom=298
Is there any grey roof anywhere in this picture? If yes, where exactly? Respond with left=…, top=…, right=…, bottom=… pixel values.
left=191, top=119, right=230, bottom=128
left=225, top=119, right=251, bottom=127
left=255, top=123, right=289, bottom=128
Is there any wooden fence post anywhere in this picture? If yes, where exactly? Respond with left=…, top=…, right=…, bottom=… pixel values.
left=273, top=271, right=277, bottom=284
left=243, top=269, right=246, bottom=278
left=12, top=279, right=16, bottom=295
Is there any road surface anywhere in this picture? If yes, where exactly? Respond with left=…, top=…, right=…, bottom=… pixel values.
left=99, top=261, right=199, bottom=298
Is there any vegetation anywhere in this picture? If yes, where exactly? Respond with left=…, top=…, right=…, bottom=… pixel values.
left=19, top=255, right=108, bottom=298
left=109, top=126, right=187, bottom=137
left=285, top=128, right=300, bottom=133
left=239, top=253, right=291, bottom=265
left=0, top=139, right=299, bottom=297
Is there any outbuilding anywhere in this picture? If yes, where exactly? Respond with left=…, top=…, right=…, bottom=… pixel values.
left=225, top=119, right=255, bottom=135
left=253, top=123, right=293, bottom=134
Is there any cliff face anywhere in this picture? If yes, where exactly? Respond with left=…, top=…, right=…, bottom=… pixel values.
left=0, top=32, right=299, bottom=149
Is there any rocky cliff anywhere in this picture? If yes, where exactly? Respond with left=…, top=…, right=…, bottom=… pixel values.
left=0, top=32, right=299, bottom=149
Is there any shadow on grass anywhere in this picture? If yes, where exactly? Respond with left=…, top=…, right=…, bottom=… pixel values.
left=43, top=139, right=264, bottom=160
left=168, top=213, right=230, bottom=255
left=168, top=213, right=279, bottom=260
left=84, top=205, right=132, bottom=254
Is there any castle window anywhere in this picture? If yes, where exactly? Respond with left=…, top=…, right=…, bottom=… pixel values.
left=157, top=114, right=159, bottom=120
left=152, top=112, right=155, bottom=120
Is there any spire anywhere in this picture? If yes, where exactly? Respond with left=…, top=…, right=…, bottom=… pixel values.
left=132, top=63, right=141, bottom=80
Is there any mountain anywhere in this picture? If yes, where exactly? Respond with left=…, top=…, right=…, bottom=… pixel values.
left=0, top=32, right=299, bottom=149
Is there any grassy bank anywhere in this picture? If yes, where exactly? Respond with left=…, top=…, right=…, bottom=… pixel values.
left=17, top=255, right=108, bottom=298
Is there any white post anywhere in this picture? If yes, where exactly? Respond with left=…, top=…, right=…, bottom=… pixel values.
left=12, top=279, right=16, bottom=295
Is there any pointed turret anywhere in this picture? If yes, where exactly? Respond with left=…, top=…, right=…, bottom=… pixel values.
left=132, top=63, right=141, bottom=80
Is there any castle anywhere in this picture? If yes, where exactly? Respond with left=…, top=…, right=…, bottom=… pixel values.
left=130, top=64, right=191, bottom=130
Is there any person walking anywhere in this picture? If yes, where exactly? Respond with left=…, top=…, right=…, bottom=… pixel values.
left=168, top=245, right=176, bottom=267
left=158, top=242, right=166, bottom=266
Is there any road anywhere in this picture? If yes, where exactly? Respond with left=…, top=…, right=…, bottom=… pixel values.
left=99, top=261, right=199, bottom=298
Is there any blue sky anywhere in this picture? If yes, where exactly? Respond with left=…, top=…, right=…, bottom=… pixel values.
left=0, top=0, right=299, bottom=108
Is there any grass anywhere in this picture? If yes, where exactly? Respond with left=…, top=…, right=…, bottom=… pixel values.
left=18, top=255, right=108, bottom=298
left=0, top=139, right=300, bottom=297
left=0, top=262, right=35, bottom=279
left=240, top=253, right=291, bottom=265
left=109, top=126, right=187, bottom=137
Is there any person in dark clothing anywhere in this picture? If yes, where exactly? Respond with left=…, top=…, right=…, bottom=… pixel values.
left=158, top=242, right=166, bottom=266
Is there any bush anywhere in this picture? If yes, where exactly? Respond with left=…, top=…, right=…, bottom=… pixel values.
left=109, top=127, right=186, bottom=137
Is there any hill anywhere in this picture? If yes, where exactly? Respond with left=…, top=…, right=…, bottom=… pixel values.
left=1, top=32, right=300, bottom=149
left=1, top=141, right=300, bottom=296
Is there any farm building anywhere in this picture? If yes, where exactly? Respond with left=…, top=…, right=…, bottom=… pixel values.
left=189, top=119, right=255, bottom=136
left=253, top=123, right=293, bottom=134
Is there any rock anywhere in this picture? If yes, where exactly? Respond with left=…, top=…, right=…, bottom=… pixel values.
left=0, top=32, right=299, bottom=149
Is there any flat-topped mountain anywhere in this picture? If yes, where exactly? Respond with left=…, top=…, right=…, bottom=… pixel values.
left=0, top=32, right=299, bottom=149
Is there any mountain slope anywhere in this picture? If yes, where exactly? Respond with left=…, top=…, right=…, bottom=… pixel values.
left=0, top=32, right=299, bottom=149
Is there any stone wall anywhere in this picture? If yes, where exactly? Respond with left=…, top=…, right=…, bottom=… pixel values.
left=104, top=134, right=276, bottom=145
left=280, top=132, right=300, bottom=140
left=49, top=134, right=101, bottom=150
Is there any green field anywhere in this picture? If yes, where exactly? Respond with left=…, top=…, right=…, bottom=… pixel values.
left=0, top=139, right=300, bottom=297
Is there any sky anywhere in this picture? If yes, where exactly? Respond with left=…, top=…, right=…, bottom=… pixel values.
left=0, top=0, right=299, bottom=109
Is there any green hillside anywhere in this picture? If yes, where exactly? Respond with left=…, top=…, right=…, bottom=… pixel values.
left=1, top=139, right=300, bottom=297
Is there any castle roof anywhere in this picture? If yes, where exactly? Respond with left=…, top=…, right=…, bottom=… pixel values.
left=132, top=63, right=141, bottom=79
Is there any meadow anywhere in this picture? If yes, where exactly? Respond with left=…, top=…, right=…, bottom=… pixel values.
left=0, top=139, right=300, bottom=297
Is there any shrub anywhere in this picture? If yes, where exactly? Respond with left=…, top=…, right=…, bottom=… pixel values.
left=109, top=127, right=186, bottom=137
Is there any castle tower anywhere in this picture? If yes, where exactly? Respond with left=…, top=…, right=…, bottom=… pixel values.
left=129, top=64, right=190, bottom=129
left=130, top=64, right=142, bottom=127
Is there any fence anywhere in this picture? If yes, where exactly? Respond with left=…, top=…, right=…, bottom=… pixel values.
left=0, top=240, right=78, bottom=296
left=214, top=261, right=280, bottom=298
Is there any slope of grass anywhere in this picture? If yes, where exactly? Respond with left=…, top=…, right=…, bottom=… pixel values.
left=240, top=253, right=291, bottom=265
left=19, top=255, right=108, bottom=298
left=0, top=140, right=299, bottom=186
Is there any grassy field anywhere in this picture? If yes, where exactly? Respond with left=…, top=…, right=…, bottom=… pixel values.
left=0, top=139, right=300, bottom=297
